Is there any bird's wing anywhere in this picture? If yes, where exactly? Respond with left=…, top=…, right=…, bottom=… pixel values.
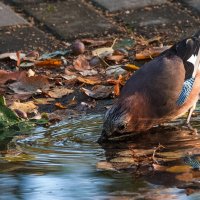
left=175, top=36, right=200, bottom=106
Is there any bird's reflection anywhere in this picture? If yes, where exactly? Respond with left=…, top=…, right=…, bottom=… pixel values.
left=98, top=124, right=200, bottom=196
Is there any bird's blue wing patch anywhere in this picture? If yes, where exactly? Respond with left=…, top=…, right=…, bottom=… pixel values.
left=176, top=77, right=195, bottom=106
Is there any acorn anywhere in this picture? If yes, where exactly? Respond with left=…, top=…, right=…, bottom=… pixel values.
left=71, top=40, right=85, bottom=55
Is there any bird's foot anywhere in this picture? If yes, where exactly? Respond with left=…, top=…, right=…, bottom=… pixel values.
left=184, top=122, right=198, bottom=135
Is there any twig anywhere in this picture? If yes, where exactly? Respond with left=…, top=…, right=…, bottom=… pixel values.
left=152, top=143, right=165, bottom=164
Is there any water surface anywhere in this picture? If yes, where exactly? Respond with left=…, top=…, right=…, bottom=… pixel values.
left=1, top=114, right=200, bottom=199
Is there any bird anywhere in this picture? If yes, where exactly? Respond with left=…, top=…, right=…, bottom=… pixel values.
left=99, top=31, right=200, bottom=142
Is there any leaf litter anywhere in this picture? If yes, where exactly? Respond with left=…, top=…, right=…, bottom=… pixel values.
left=0, top=35, right=170, bottom=131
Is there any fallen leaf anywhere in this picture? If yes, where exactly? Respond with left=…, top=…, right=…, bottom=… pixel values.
left=10, top=101, right=37, bottom=114
left=34, top=59, right=62, bottom=68
left=92, top=47, right=114, bottom=59
left=33, top=98, right=54, bottom=105
left=9, top=75, right=49, bottom=95
left=79, top=69, right=98, bottom=76
left=77, top=76, right=102, bottom=85
left=81, top=85, right=113, bottom=99
left=0, top=70, right=26, bottom=85
left=107, top=75, right=125, bottom=96
left=135, top=46, right=171, bottom=60
left=81, top=38, right=110, bottom=47
left=113, top=38, right=135, bottom=50
left=61, top=74, right=77, bottom=80
left=122, top=64, right=140, bottom=71
left=39, top=50, right=70, bottom=60
left=106, top=55, right=124, bottom=62
left=106, top=65, right=127, bottom=76
left=46, top=87, right=74, bottom=98
left=55, top=102, right=67, bottom=109
left=0, top=52, right=26, bottom=61
left=73, top=55, right=91, bottom=71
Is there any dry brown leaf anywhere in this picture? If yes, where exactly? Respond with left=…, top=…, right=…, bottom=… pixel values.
left=106, top=55, right=124, bottom=62
left=92, top=47, right=114, bottom=59
left=46, top=87, right=74, bottom=98
left=0, top=70, right=26, bottom=85
left=81, top=85, right=113, bottom=99
left=73, top=55, right=91, bottom=71
left=55, top=102, right=67, bottom=109
left=107, top=75, right=125, bottom=96
left=10, top=101, right=37, bottom=114
left=34, top=59, right=62, bottom=68
left=79, top=69, right=98, bottom=76
left=77, top=76, right=101, bottom=85
left=0, top=52, right=26, bottom=61
left=9, top=75, right=50, bottom=95
left=135, top=46, right=171, bottom=60
left=81, top=38, right=110, bottom=47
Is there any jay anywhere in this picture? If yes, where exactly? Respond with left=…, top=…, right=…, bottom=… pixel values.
left=99, top=31, right=200, bottom=142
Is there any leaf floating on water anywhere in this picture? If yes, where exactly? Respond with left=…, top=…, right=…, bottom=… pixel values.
left=81, top=85, right=113, bottom=99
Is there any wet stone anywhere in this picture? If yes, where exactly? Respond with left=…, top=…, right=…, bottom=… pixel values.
left=119, top=4, right=200, bottom=42
left=21, top=0, right=119, bottom=40
left=0, top=26, right=63, bottom=53
left=92, top=0, right=168, bottom=12
left=0, top=2, right=27, bottom=27
left=181, top=0, right=200, bottom=13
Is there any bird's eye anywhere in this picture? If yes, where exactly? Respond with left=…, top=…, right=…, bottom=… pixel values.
left=118, top=123, right=126, bottom=131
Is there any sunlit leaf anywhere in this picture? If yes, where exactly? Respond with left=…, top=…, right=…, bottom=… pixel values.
left=92, top=47, right=114, bottom=59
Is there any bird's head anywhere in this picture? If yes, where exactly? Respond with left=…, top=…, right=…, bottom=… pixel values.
left=98, top=102, right=132, bottom=143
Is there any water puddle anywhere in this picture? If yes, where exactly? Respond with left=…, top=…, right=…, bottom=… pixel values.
left=1, top=114, right=200, bottom=199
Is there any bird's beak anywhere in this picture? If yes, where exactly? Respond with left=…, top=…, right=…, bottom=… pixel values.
left=97, top=129, right=109, bottom=144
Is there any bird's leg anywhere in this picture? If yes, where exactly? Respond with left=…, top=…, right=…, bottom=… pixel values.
left=185, top=102, right=198, bottom=134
